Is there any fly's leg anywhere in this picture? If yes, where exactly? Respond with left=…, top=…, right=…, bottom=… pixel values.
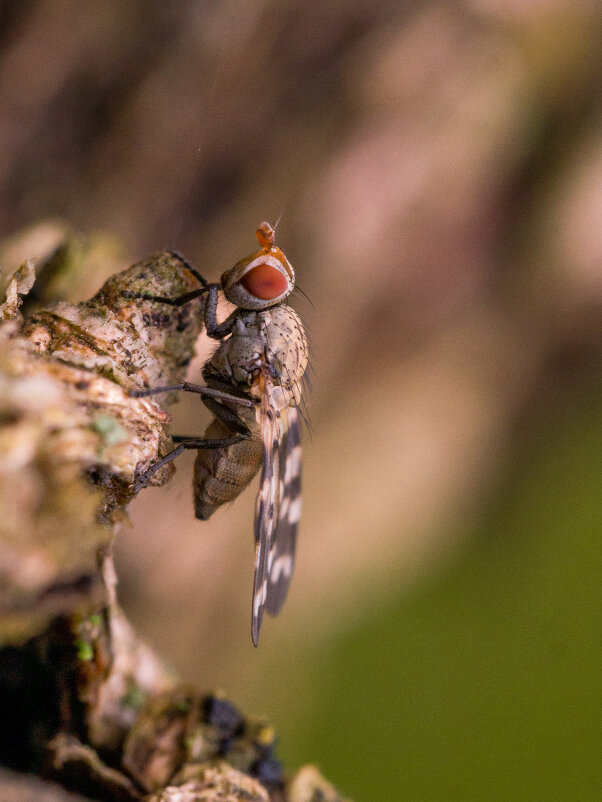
left=133, top=429, right=251, bottom=493
left=121, top=253, right=210, bottom=305
left=169, top=392, right=254, bottom=439
left=122, top=281, right=235, bottom=340
left=202, top=284, right=236, bottom=339
left=201, top=395, right=255, bottom=429
left=129, top=381, right=254, bottom=408
left=121, top=285, right=210, bottom=307
left=132, top=391, right=255, bottom=492
left=167, top=251, right=208, bottom=287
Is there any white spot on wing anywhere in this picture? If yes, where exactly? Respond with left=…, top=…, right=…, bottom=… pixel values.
left=271, top=555, right=293, bottom=583
left=253, top=580, right=267, bottom=617
left=284, top=445, right=302, bottom=485
left=288, top=497, right=302, bottom=524
left=279, top=495, right=290, bottom=520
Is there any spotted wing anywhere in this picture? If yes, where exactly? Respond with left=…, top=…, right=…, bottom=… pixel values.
left=251, top=382, right=302, bottom=646
left=264, top=404, right=301, bottom=616
left=251, top=381, right=280, bottom=646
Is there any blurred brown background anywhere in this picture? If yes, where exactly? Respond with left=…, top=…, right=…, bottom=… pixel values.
left=1, top=1, right=601, bottom=798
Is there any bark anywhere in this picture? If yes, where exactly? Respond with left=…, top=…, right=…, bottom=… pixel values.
left=0, top=237, right=347, bottom=802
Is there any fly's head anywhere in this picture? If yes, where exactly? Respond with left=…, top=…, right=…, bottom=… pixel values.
left=220, top=222, right=295, bottom=311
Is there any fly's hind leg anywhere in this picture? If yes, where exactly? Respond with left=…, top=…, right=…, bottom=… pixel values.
left=132, top=389, right=255, bottom=493
left=133, top=430, right=250, bottom=493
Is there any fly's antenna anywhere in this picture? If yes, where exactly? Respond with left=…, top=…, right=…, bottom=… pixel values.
left=273, top=203, right=286, bottom=232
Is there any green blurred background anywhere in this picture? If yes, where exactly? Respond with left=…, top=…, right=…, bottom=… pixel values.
left=1, top=1, right=601, bottom=798
left=280, top=377, right=602, bottom=799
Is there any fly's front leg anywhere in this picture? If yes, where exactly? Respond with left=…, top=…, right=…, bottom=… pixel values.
left=167, top=251, right=208, bottom=287
left=201, top=394, right=255, bottom=430
left=121, top=254, right=212, bottom=306
left=121, top=285, right=210, bottom=307
left=203, top=284, right=237, bottom=339
left=121, top=268, right=234, bottom=339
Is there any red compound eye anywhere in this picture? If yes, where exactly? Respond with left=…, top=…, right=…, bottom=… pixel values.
left=241, top=264, right=288, bottom=300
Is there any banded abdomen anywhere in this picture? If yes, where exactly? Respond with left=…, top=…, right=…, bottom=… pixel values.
left=193, top=393, right=261, bottom=521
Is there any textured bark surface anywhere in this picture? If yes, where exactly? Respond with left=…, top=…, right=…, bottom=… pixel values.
left=0, top=246, right=204, bottom=643
left=1, top=2, right=600, bottom=797
left=0, top=244, right=347, bottom=801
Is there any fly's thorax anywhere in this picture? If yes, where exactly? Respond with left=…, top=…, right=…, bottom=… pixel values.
left=261, top=305, right=308, bottom=393
left=207, top=309, right=264, bottom=387
left=206, top=305, right=308, bottom=402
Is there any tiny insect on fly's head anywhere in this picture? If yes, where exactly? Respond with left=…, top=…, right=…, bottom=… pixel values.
left=220, top=222, right=295, bottom=310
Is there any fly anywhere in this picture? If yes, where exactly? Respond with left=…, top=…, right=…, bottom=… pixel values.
left=124, top=223, right=309, bottom=645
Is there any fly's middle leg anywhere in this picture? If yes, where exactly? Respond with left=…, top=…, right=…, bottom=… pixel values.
left=129, top=381, right=254, bottom=408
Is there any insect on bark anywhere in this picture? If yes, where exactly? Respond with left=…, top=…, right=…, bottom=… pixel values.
left=125, top=223, right=309, bottom=645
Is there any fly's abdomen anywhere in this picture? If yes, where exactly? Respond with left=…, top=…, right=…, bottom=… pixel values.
left=193, top=416, right=262, bottom=520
